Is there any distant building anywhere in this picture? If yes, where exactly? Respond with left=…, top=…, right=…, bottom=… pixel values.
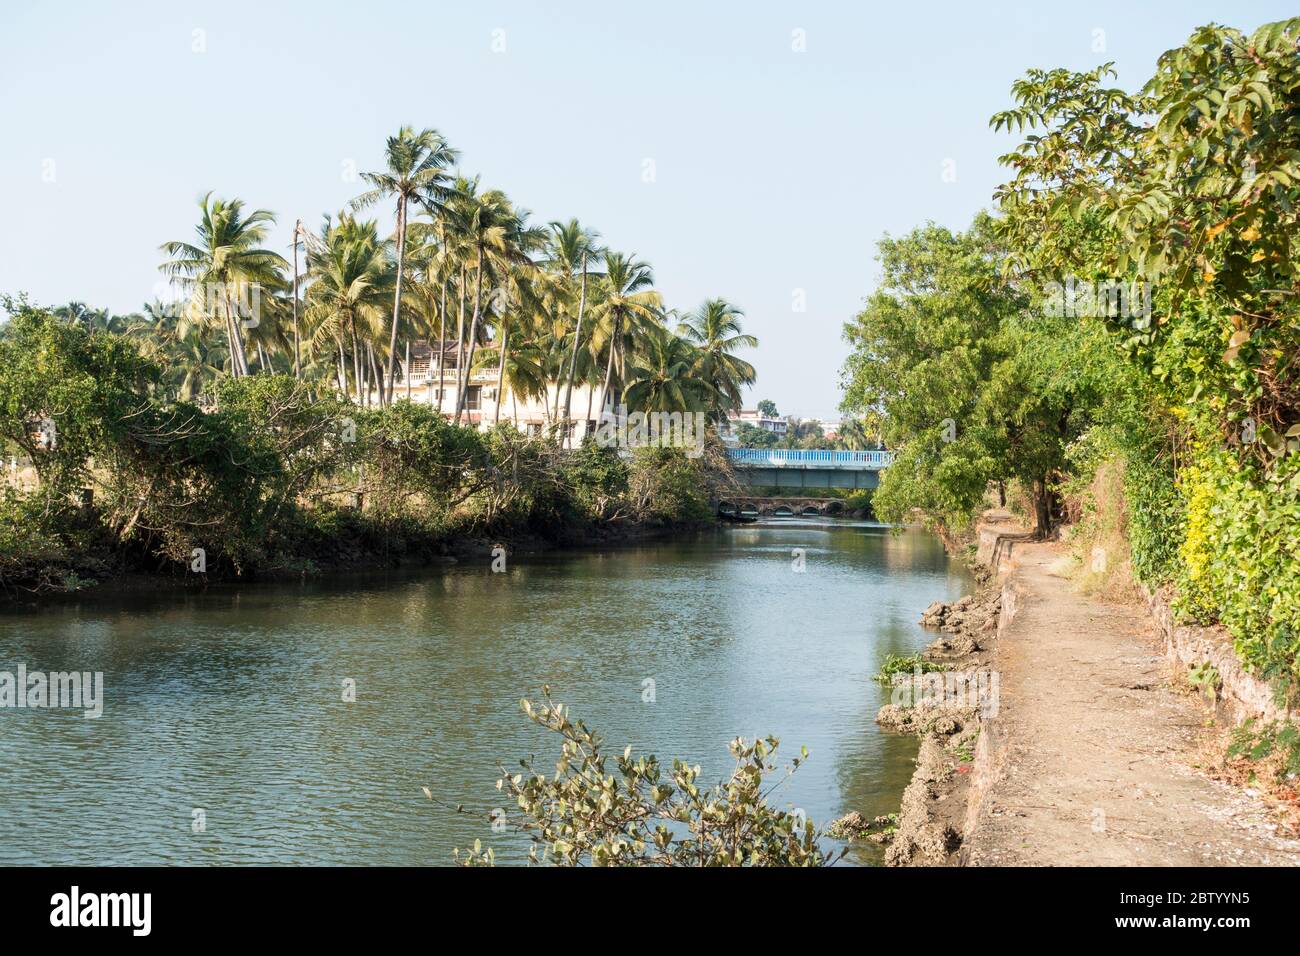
left=725, top=409, right=788, bottom=439
left=722, top=410, right=788, bottom=444
left=815, top=419, right=841, bottom=440
left=372, top=340, right=612, bottom=441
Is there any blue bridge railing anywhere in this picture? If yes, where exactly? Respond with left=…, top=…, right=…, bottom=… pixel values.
left=726, top=448, right=894, bottom=469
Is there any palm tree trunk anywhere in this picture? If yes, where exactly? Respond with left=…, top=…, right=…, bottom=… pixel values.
left=436, top=278, right=448, bottom=412
left=349, top=316, right=363, bottom=404
left=384, top=196, right=408, bottom=406
left=292, top=220, right=302, bottom=380
left=369, top=344, right=384, bottom=408
left=599, top=316, right=619, bottom=416
left=562, top=252, right=588, bottom=447
left=493, top=319, right=509, bottom=425
left=223, top=294, right=248, bottom=377
left=455, top=260, right=484, bottom=425
left=453, top=266, right=467, bottom=420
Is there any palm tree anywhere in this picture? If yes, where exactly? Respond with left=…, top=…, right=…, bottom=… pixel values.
left=622, top=326, right=713, bottom=413
left=159, top=192, right=288, bottom=378
left=451, top=188, right=532, bottom=424
left=834, top=417, right=876, bottom=451
left=351, top=127, right=458, bottom=404
left=302, top=215, right=394, bottom=404
left=53, top=301, right=127, bottom=333
left=677, top=298, right=757, bottom=420
left=544, top=219, right=604, bottom=443
left=589, top=252, right=663, bottom=415
left=126, top=299, right=226, bottom=400
left=491, top=246, right=552, bottom=426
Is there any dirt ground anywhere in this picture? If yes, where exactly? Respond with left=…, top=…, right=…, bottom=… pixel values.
left=962, top=542, right=1300, bottom=866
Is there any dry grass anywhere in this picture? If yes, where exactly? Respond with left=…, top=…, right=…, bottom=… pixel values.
left=1059, top=457, right=1143, bottom=604
left=1193, top=724, right=1300, bottom=837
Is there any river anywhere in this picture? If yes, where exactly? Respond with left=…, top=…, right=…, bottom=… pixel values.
left=0, top=518, right=971, bottom=865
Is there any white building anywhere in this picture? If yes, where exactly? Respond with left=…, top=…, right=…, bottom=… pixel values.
left=724, top=409, right=788, bottom=439
left=384, top=340, right=611, bottom=442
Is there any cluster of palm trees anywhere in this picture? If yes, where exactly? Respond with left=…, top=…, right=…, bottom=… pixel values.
left=146, top=126, right=757, bottom=431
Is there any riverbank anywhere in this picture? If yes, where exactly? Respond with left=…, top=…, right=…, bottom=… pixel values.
left=0, top=511, right=712, bottom=608
left=874, top=512, right=1300, bottom=866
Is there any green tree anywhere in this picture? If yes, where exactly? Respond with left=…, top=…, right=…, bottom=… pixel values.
left=840, top=215, right=1110, bottom=535
left=302, top=215, right=395, bottom=404
left=159, top=192, right=288, bottom=379
left=352, top=126, right=459, bottom=404
left=621, top=326, right=712, bottom=414
left=590, top=252, right=663, bottom=412
left=545, top=219, right=605, bottom=440
left=678, top=298, right=757, bottom=420
left=735, top=421, right=777, bottom=448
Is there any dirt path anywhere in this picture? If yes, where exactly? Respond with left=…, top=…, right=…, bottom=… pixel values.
left=963, top=541, right=1300, bottom=866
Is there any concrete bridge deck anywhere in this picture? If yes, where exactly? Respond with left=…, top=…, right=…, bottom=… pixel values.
left=725, top=448, right=893, bottom=490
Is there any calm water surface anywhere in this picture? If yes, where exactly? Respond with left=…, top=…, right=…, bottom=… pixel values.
left=0, top=519, right=970, bottom=865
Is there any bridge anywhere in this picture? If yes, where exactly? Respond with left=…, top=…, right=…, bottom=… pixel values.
left=717, top=496, right=848, bottom=517
left=725, top=448, right=893, bottom=490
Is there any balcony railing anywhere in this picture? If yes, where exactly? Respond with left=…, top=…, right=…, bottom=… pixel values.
left=726, top=448, right=894, bottom=469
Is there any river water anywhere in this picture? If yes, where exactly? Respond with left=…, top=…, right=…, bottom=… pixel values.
left=0, top=518, right=971, bottom=865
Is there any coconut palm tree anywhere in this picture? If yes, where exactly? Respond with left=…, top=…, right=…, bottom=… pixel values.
left=491, top=248, right=553, bottom=425
left=125, top=300, right=226, bottom=400
left=589, top=252, right=663, bottom=415
left=302, top=215, right=394, bottom=404
left=622, top=326, right=713, bottom=413
left=833, top=416, right=872, bottom=450
left=677, top=298, right=757, bottom=420
left=544, top=219, right=604, bottom=443
left=351, top=126, right=459, bottom=404
left=159, top=192, right=288, bottom=378
left=451, top=188, right=533, bottom=424
left=53, top=301, right=129, bottom=333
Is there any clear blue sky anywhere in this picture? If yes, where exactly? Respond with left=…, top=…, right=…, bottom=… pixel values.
left=1, top=1, right=1291, bottom=418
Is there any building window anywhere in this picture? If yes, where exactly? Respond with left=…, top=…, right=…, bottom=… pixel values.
left=407, top=355, right=431, bottom=382
left=466, top=386, right=481, bottom=410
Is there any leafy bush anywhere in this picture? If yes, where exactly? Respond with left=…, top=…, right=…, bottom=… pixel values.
left=1176, top=450, right=1300, bottom=694
left=626, top=446, right=715, bottom=525
left=560, top=439, right=629, bottom=521
left=1227, top=719, right=1300, bottom=781
left=450, top=689, right=836, bottom=866
left=980, top=16, right=1300, bottom=694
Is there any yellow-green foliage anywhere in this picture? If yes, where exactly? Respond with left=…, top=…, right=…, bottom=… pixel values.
left=1176, top=457, right=1218, bottom=620
left=1175, top=450, right=1300, bottom=694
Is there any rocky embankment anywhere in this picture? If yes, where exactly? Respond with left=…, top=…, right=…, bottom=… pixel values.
left=868, top=579, right=1003, bottom=865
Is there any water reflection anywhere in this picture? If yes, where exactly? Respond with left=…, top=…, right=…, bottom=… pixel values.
left=0, top=519, right=970, bottom=865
